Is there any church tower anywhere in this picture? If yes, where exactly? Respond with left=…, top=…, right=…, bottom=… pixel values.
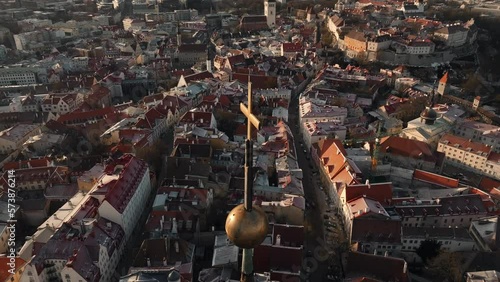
left=437, top=71, right=449, bottom=96
left=264, top=0, right=276, bottom=28
left=176, top=22, right=182, bottom=46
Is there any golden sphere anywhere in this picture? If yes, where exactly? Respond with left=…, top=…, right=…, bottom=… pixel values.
left=225, top=204, right=269, bottom=249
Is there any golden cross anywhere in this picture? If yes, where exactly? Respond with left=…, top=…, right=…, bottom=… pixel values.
left=240, top=81, right=261, bottom=139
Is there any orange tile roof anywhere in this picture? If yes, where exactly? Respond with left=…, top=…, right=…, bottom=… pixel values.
left=413, top=169, right=459, bottom=188
left=380, top=136, right=436, bottom=163
left=0, top=257, right=25, bottom=281
left=314, top=139, right=360, bottom=184
left=439, top=72, right=448, bottom=84
left=479, top=177, right=500, bottom=201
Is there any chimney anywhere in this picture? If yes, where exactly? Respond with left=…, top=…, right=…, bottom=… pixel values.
left=276, top=234, right=281, bottom=246
left=146, top=257, right=151, bottom=267
left=364, top=207, right=369, bottom=213
left=175, top=241, right=179, bottom=253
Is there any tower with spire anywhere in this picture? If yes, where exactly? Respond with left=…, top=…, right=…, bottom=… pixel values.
left=226, top=79, right=269, bottom=282
left=437, top=71, right=449, bottom=96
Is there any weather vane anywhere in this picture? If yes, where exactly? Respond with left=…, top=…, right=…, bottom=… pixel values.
left=225, top=78, right=269, bottom=282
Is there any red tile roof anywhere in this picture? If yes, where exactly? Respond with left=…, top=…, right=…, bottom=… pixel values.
left=313, top=139, right=361, bottom=185
left=136, top=108, right=166, bottom=129
left=0, top=166, right=69, bottom=189
left=346, top=252, right=409, bottom=282
left=97, top=154, right=149, bottom=213
left=440, top=134, right=492, bottom=155
left=413, top=169, right=459, bottom=188
left=488, top=152, right=500, bottom=162
left=479, top=177, right=500, bottom=201
left=179, top=111, right=213, bottom=128
left=346, top=183, right=393, bottom=205
left=57, top=107, right=115, bottom=125
left=380, top=136, right=436, bottom=163
left=232, top=73, right=278, bottom=89
left=282, top=42, right=304, bottom=53
left=181, top=71, right=214, bottom=85
left=0, top=257, right=25, bottom=281
left=254, top=244, right=302, bottom=274
left=227, top=54, right=246, bottom=69
left=3, top=157, right=51, bottom=170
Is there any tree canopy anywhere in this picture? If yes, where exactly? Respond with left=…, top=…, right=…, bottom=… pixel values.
left=416, top=239, right=442, bottom=264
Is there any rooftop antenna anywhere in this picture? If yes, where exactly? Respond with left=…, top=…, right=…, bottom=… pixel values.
left=226, top=76, right=268, bottom=282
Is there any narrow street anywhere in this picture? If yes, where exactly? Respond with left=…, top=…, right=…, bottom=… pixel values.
left=289, top=94, right=344, bottom=281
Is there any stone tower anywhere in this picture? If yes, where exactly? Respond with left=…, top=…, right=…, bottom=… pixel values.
left=264, top=0, right=276, bottom=28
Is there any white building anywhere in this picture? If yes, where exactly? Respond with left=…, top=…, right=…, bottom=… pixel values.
left=256, top=88, right=291, bottom=100
left=302, top=121, right=347, bottom=149
left=299, top=99, right=348, bottom=129
left=122, top=18, right=146, bottom=32
left=41, top=95, right=79, bottom=115
left=272, top=106, right=288, bottom=122
left=0, top=124, right=41, bottom=154
left=19, top=155, right=150, bottom=282
left=434, top=24, right=469, bottom=47
left=13, top=29, right=64, bottom=51
left=0, top=67, right=47, bottom=86
left=401, top=108, right=453, bottom=149
left=402, top=226, right=477, bottom=253
left=485, top=153, right=500, bottom=180
left=453, top=120, right=500, bottom=153
left=437, top=133, right=492, bottom=174
left=95, top=154, right=151, bottom=240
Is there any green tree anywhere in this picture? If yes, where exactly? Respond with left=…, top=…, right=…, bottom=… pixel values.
left=428, top=251, right=464, bottom=282
left=416, top=239, right=442, bottom=264
left=462, top=74, right=481, bottom=94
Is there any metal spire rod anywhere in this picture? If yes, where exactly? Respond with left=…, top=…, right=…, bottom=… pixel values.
left=239, top=78, right=261, bottom=282
left=240, top=79, right=260, bottom=212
